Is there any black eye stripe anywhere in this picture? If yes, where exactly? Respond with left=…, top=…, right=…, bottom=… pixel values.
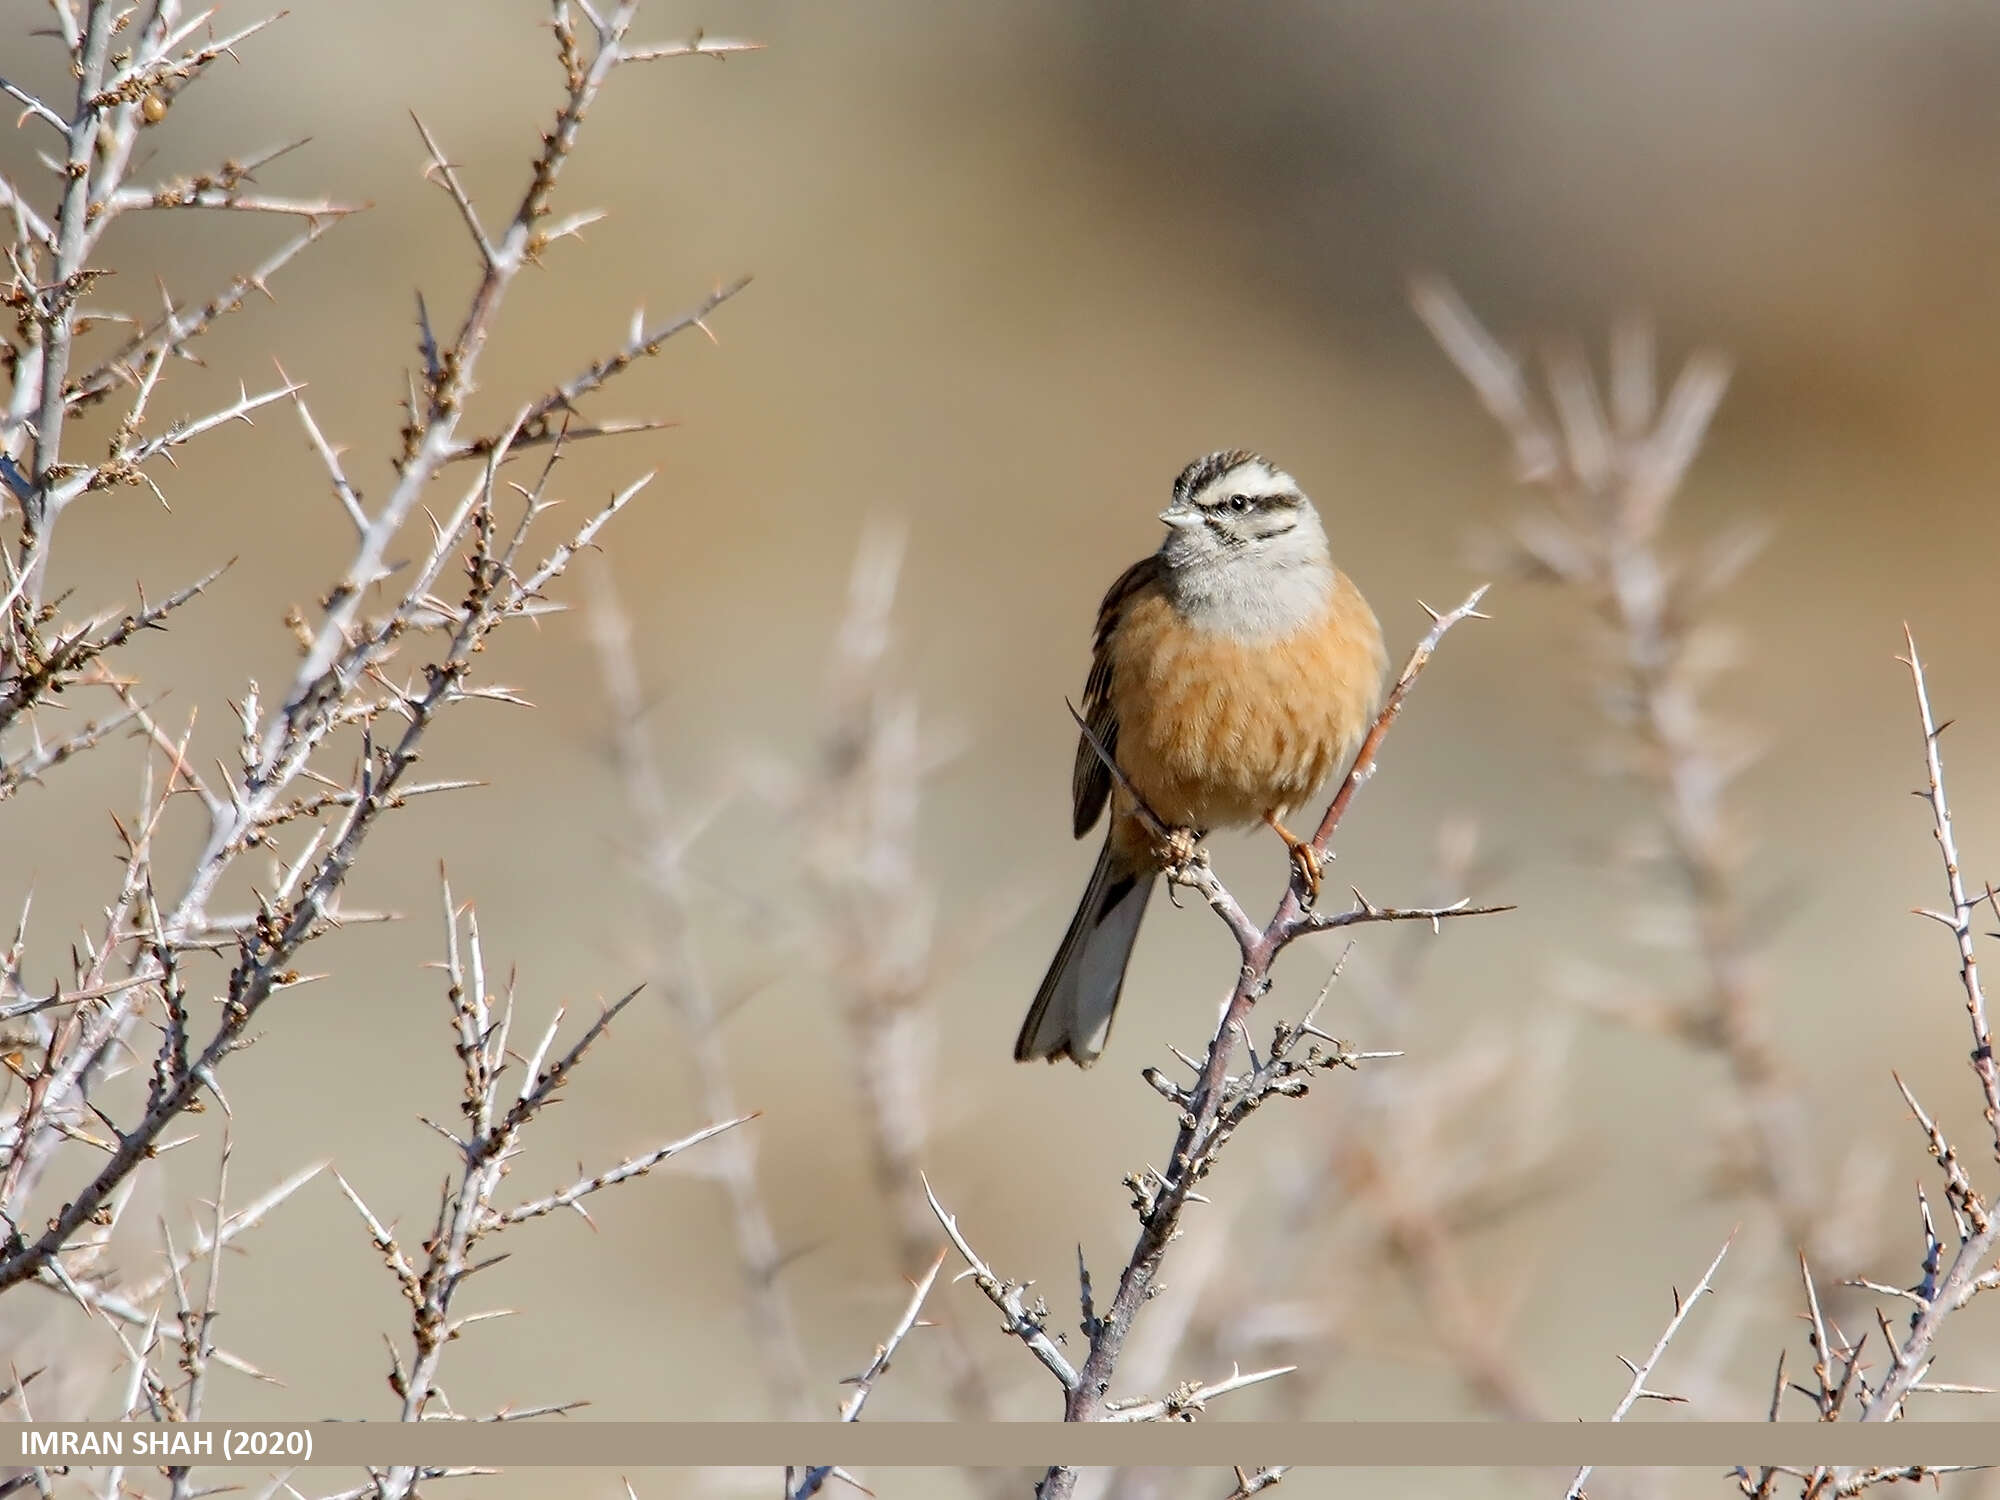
left=1201, top=490, right=1298, bottom=512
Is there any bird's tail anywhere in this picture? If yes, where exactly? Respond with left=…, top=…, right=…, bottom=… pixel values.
left=1015, top=838, right=1155, bottom=1067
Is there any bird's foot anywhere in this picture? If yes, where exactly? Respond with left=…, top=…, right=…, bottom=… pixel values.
left=1290, top=841, right=1323, bottom=904
left=1265, top=813, right=1323, bottom=904
left=1155, top=824, right=1204, bottom=881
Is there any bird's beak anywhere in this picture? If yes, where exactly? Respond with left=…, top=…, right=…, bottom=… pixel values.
left=1159, top=505, right=1200, bottom=529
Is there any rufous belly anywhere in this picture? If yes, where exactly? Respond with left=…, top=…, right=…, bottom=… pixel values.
left=1107, top=571, right=1386, bottom=834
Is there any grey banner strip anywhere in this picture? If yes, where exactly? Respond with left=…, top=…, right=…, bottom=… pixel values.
left=5, top=1423, right=2000, bottom=1468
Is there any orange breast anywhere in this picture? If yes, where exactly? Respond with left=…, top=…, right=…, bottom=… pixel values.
left=1107, top=571, right=1386, bottom=832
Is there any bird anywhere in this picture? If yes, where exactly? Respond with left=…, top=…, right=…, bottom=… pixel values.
left=1014, top=450, right=1387, bottom=1067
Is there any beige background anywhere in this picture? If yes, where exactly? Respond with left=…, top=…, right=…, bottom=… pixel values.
left=6, top=2, right=2000, bottom=1497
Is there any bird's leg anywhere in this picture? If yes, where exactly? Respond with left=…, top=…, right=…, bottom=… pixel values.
left=1264, top=811, right=1321, bottom=903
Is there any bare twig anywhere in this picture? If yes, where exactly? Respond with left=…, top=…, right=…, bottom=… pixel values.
left=1415, top=276, right=1862, bottom=1278
left=586, top=565, right=814, bottom=1419
left=354, top=877, right=745, bottom=1500
left=1842, top=636, right=2000, bottom=1431
left=782, top=524, right=1012, bottom=1463
left=787, top=1250, right=948, bottom=1499
left=1898, top=629, right=2000, bottom=1168
left=1566, top=1233, right=1733, bottom=1500
left=924, top=1175, right=1079, bottom=1393
left=1221, top=1470, right=1289, bottom=1500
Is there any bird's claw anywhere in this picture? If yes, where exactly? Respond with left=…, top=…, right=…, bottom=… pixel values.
left=1156, top=825, right=1203, bottom=879
left=1289, top=840, right=1323, bottom=905
left=1264, top=812, right=1322, bottom=905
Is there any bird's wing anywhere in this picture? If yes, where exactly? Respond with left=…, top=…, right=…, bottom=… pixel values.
left=1071, top=553, right=1161, bottom=838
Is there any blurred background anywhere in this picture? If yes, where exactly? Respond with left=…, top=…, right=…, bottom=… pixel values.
left=6, top=1, right=2000, bottom=1497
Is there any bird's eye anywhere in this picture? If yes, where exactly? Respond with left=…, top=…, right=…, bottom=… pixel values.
left=1226, top=494, right=1250, bottom=513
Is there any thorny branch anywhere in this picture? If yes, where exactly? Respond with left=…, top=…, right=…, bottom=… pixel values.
left=342, top=878, right=746, bottom=1500
left=926, top=588, right=1503, bottom=1498
left=787, top=1249, right=948, bottom=1500
left=1566, top=1232, right=1733, bottom=1500
left=1830, top=637, right=2000, bottom=1436
left=1897, top=629, right=2000, bottom=1173
left=1411, top=278, right=1872, bottom=1276
left=1220, top=1472, right=1289, bottom=1500
left=1083, top=825, right=1567, bottom=1493
left=587, top=566, right=815, bottom=1420
left=1, top=6, right=361, bottom=612
left=0, top=0, right=754, bottom=1376
left=745, top=520, right=1017, bottom=1498
left=925, top=1173, right=1080, bottom=1395
left=1725, top=635, right=2000, bottom=1500
left=1421, top=285, right=2000, bottom=1499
